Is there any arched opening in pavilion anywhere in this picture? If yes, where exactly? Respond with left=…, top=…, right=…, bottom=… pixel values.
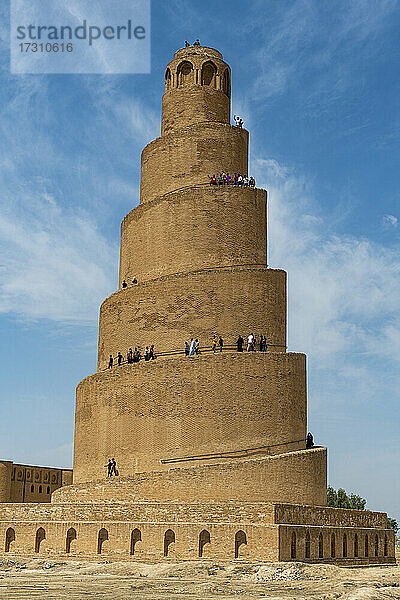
left=201, top=61, right=217, bottom=87
left=177, top=61, right=194, bottom=87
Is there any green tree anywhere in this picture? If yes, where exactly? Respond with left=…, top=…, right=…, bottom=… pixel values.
left=327, top=486, right=337, bottom=507
left=337, top=488, right=350, bottom=508
left=348, top=494, right=366, bottom=510
left=327, top=487, right=366, bottom=510
left=387, top=517, right=398, bottom=533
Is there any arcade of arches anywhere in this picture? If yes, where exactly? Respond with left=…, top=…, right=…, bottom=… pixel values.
left=2, top=524, right=393, bottom=563
left=165, top=58, right=230, bottom=96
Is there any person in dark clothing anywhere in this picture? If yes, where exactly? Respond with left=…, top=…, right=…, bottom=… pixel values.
left=127, top=348, right=133, bottom=364
left=306, top=432, right=314, bottom=449
left=144, top=346, right=150, bottom=361
left=184, top=341, right=190, bottom=356
left=237, top=335, right=244, bottom=352
left=117, top=352, right=123, bottom=366
left=122, top=280, right=127, bottom=288
left=193, top=39, right=200, bottom=46
left=259, top=336, right=264, bottom=352
left=133, top=347, right=140, bottom=363
left=149, top=345, right=156, bottom=359
left=185, top=40, right=189, bottom=47
left=219, top=336, right=223, bottom=352
left=132, top=276, right=138, bottom=284
left=108, top=355, right=113, bottom=369
left=111, top=458, right=118, bottom=476
left=105, top=459, right=112, bottom=477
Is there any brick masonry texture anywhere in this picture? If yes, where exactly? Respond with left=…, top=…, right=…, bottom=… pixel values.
left=278, top=526, right=395, bottom=563
left=0, top=500, right=394, bottom=562
left=273, top=504, right=388, bottom=529
left=120, top=187, right=268, bottom=285
left=67, top=448, right=325, bottom=505
left=0, top=461, right=72, bottom=503
left=162, top=86, right=230, bottom=135
left=75, top=353, right=307, bottom=482
left=162, top=45, right=230, bottom=135
left=99, top=267, right=286, bottom=368
left=140, top=123, right=248, bottom=205
left=0, top=44, right=395, bottom=565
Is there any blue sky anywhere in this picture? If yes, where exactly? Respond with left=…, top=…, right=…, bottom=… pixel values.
left=0, top=0, right=399, bottom=522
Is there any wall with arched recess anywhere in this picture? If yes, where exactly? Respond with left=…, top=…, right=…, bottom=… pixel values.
left=278, top=525, right=395, bottom=563
left=165, top=67, right=171, bottom=90
left=0, top=500, right=394, bottom=562
left=177, top=60, right=194, bottom=86
left=0, top=461, right=72, bottom=503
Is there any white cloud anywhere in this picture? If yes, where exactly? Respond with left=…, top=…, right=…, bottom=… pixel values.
left=0, top=197, right=116, bottom=324
left=254, top=158, right=289, bottom=180
left=383, top=214, right=398, bottom=227
left=254, top=156, right=400, bottom=520
left=113, top=97, right=159, bottom=146
left=0, top=54, right=154, bottom=326
left=253, top=157, right=400, bottom=365
left=241, top=0, right=398, bottom=102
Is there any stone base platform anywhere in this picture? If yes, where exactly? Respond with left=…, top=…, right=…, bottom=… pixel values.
left=0, top=497, right=395, bottom=564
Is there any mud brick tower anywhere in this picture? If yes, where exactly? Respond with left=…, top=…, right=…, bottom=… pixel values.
left=0, top=46, right=395, bottom=564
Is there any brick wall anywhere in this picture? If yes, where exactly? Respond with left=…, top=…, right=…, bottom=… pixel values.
left=140, top=123, right=248, bottom=204
left=0, top=461, right=72, bottom=503
left=278, top=525, right=395, bottom=563
left=67, top=448, right=326, bottom=505
left=0, top=500, right=276, bottom=524
left=120, top=187, right=267, bottom=285
left=75, top=352, right=307, bottom=483
left=273, top=503, right=388, bottom=528
left=99, top=267, right=286, bottom=367
left=0, top=503, right=394, bottom=562
left=0, top=519, right=280, bottom=561
left=162, top=86, right=230, bottom=135
left=120, top=185, right=267, bottom=286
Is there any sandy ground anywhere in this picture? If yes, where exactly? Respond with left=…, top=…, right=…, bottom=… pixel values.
left=0, top=554, right=399, bottom=600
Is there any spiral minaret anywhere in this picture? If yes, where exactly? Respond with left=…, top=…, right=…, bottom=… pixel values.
left=0, top=46, right=394, bottom=566
left=73, top=45, right=326, bottom=505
